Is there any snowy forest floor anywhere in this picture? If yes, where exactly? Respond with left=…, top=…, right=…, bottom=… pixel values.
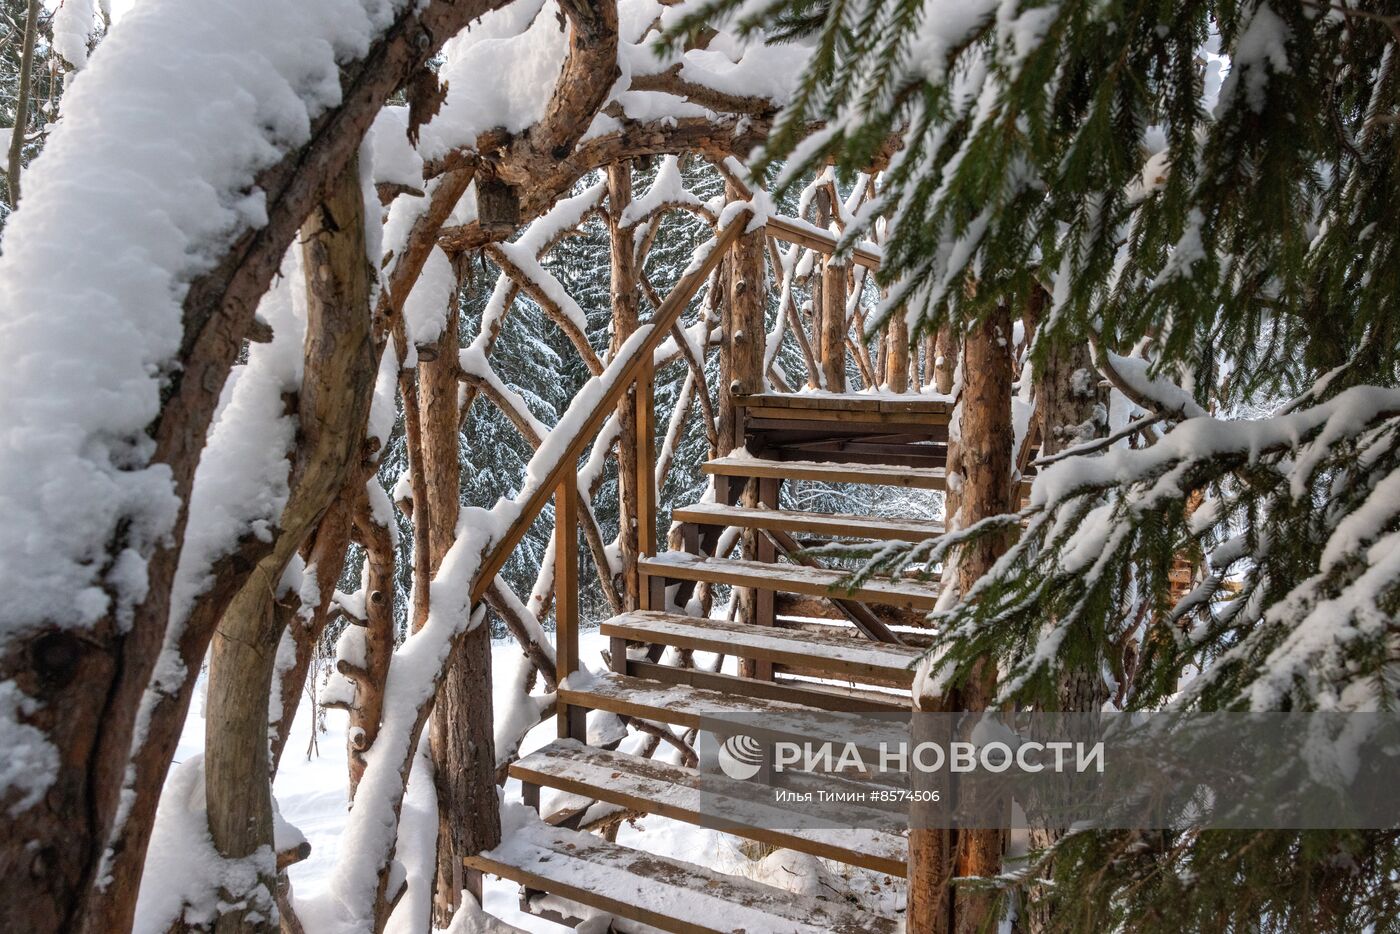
left=174, top=630, right=907, bottom=932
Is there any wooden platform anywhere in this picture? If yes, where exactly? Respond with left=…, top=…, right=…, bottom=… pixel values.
left=602, top=611, right=922, bottom=686
left=704, top=454, right=948, bottom=490
left=468, top=811, right=902, bottom=934
left=640, top=553, right=940, bottom=610
left=672, top=502, right=942, bottom=542
left=512, top=739, right=907, bottom=876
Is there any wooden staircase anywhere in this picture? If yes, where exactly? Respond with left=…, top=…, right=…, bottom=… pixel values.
left=467, top=390, right=960, bottom=931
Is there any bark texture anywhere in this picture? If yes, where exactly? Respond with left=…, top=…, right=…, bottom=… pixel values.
left=909, top=306, right=1016, bottom=934
left=206, top=155, right=376, bottom=933
left=419, top=299, right=502, bottom=923
left=722, top=184, right=769, bottom=674
left=608, top=161, right=643, bottom=610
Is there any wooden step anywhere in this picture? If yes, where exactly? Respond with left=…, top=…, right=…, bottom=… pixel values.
left=640, top=553, right=939, bottom=610
left=704, top=454, right=947, bottom=490
left=558, top=670, right=909, bottom=749
left=735, top=390, right=952, bottom=418
left=512, top=739, right=906, bottom=875
left=602, top=611, right=922, bottom=686
left=673, top=501, right=942, bottom=542
left=469, top=810, right=901, bottom=934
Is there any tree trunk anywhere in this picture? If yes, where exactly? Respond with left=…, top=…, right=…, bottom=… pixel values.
left=951, top=306, right=1015, bottom=933
left=909, top=307, right=1015, bottom=934
left=608, top=162, right=642, bottom=609
left=415, top=291, right=499, bottom=923
left=1024, top=310, right=1107, bottom=932
left=206, top=155, right=376, bottom=934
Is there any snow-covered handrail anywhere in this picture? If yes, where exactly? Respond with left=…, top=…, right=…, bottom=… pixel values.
left=765, top=214, right=883, bottom=271
left=468, top=208, right=754, bottom=601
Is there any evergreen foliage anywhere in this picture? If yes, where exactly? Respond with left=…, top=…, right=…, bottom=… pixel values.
left=667, top=1, right=1400, bottom=928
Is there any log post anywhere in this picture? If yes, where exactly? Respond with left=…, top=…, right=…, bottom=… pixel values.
left=205, top=155, right=376, bottom=934
left=419, top=285, right=501, bottom=921
left=812, top=189, right=847, bottom=392
left=348, top=482, right=396, bottom=796
left=723, top=182, right=770, bottom=661
left=932, top=326, right=958, bottom=395
left=608, top=162, right=644, bottom=609
left=555, top=479, right=585, bottom=740
left=635, top=357, right=657, bottom=591
left=886, top=308, right=910, bottom=393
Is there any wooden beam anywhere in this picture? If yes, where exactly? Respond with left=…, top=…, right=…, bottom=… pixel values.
left=765, top=214, right=883, bottom=271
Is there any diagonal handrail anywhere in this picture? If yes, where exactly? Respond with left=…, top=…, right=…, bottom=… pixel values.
left=469, top=208, right=754, bottom=604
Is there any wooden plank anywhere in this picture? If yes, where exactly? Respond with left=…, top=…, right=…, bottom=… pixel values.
left=624, top=660, right=909, bottom=712
left=466, top=813, right=901, bottom=934
left=470, top=210, right=753, bottom=602
left=672, top=502, right=943, bottom=542
left=745, top=405, right=950, bottom=427
left=736, top=391, right=951, bottom=417
left=511, top=739, right=907, bottom=876
left=603, top=611, right=922, bottom=685
left=775, top=595, right=931, bottom=632
left=641, top=554, right=940, bottom=610
left=703, top=455, right=947, bottom=491
left=558, top=671, right=909, bottom=742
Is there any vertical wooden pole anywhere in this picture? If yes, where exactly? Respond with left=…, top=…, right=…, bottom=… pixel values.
left=724, top=182, right=771, bottom=661
left=820, top=259, right=848, bottom=392
left=554, top=479, right=584, bottom=740
left=746, top=477, right=779, bottom=680
left=933, top=326, right=959, bottom=395
left=608, top=162, right=643, bottom=611
left=635, top=359, right=657, bottom=596
left=886, top=308, right=910, bottom=393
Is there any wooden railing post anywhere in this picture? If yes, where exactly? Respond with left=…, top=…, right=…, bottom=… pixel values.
left=635, top=362, right=657, bottom=609
left=554, top=478, right=585, bottom=740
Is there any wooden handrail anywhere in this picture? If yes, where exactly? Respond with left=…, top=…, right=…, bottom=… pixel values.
left=765, top=214, right=882, bottom=272
left=469, top=208, right=754, bottom=604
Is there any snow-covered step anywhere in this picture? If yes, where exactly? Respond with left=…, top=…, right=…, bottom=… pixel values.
left=640, top=553, right=940, bottom=610
left=558, top=671, right=909, bottom=750
left=672, top=501, right=943, bottom=542
left=513, top=739, right=907, bottom=876
left=703, top=453, right=948, bottom=490
left=602, top=611, right=922, bottom=686
left=468, top=810, right=903, bottom=934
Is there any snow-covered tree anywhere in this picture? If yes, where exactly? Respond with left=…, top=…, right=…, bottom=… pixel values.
left=666, top=0, right=1400, bottom=927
